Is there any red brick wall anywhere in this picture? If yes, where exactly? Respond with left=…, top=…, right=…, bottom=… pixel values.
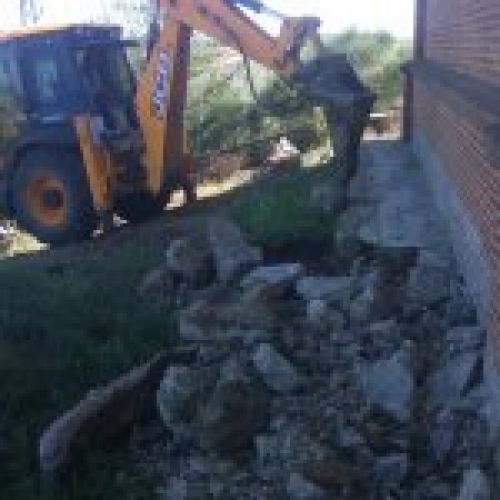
left=425, top=0, right=500, bottom=86
left=412, top=0, right=500, bottom=357
left=413, top=81, right=500, bottom=265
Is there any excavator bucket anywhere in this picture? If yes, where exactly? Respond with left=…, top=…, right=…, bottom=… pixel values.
left=293, top=52, right=375, bottom=190
left=230, top=0, right=373, bottom=185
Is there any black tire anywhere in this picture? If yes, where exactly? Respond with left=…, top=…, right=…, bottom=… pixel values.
left=115, top=191, right=167, bottom=223
left=11, top=148, right=97, bottom=245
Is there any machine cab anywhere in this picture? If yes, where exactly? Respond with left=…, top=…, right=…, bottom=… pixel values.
left=0, top=25, right=137, bottom=153
left=0, top=25, right=145, bottom=242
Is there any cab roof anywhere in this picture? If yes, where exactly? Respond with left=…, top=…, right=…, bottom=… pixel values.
left=0, top=24, right=121, bottom=43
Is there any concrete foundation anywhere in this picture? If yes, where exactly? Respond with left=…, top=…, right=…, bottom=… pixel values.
left=412, top=132, right=490, bottom=321
left=412, top=130, right=500, bottom=440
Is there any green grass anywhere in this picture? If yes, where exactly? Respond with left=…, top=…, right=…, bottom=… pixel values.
left=0, top=239, right=173, bottom=500
left=232, top=164, right=335, bottom=251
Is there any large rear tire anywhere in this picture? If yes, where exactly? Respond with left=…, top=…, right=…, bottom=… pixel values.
left=11, top=148, right=97, bottom=245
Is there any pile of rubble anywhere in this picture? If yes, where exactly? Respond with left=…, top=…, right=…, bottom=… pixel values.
left=135, top=216, right=492, bottom=500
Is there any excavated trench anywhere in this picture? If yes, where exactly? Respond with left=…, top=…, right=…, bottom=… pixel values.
left=121, top=141, right=495, bottom=500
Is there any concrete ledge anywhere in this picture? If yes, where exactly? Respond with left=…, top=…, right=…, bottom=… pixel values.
left=356, top=140, right=453, bottom=254
left=412, top=131, right=500, bottom=439
left=412, top=132, right=490, bottom=322
left=484, top=346, right=500, bottom=440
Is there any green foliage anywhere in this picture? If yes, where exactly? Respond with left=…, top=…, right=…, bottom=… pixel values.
left=0, top=238, right=173, bottom=499
left=323, top=29, right=412, bottom=110
left=254, top=78, right=329, bottom=150
left=187, top=39, right=262, bottom=156
left=185, top=29, right=410, bottom=159
left=186, top=35, right=324, bottom=160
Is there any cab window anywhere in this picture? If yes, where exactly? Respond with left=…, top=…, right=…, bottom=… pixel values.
left=33, top=56, right=60, bottom=106
left=0, top=45, right=22, bottom=114
left=76, top=46, right=134, bottom=101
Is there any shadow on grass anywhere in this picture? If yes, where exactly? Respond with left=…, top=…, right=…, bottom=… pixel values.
left=0, top=238, right=175, bottom=500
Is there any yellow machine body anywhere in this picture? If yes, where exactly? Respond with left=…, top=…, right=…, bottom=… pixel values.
left=79, top=0, right=320, bottom=218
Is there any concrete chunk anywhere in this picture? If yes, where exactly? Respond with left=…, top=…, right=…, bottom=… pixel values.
left=360, top=350, right=414, bottom=423
left=296, top=276, right=354, bottom=305
left=241, top=263, right=304, bottom=300
left=252, top=343, right=302, bottom=394
left=208, top=217, right=262, bottom=284
left=457, top=468, right=490, bottom=500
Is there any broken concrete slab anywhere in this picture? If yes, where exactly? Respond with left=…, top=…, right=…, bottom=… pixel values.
left=296, top=276, right=355, bottom=305
left=287, top=472, right=326, bottom=500
left=358, top=188, right=431, bottom=250
left=456, top=468, right=491, bottom=500
left=360, top=350, right=414, bottom=423
left=430, top=410, right=456, bottom=463
left=207, top=216, right=262, bottom=284
left=351, top=142, right=453, bottom=258
left=178, top=287, right=280, bottom=342
left=198, top=379, right=269, bottom=453
left=133, top=140, right=492, bottom=499
left=306, top=299, right=329, bottom=330
left=446, top=326, right=485, bottom=357
left=349, top=271, right=387, bottom=325
left=406, top=251, right=451, bottom=308
left=251, top=343, right=303, bottom=394
left=373, top=453, right=409, bottom=486
left=157, top=365, right=213, bottom=441
left=241, top=263, right=304, bottom=301
left=349, top=285, right=376, bottom=326
left=427, top=352, right=482, bottom=413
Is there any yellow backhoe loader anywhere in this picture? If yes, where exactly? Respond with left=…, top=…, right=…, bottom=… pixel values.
left=0, top=0, right=370, bottom=245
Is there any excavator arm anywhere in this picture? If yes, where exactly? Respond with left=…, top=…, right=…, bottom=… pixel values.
left=136, top=0, right=320, bottom=198
left=159, top=0, right=320, bottom=74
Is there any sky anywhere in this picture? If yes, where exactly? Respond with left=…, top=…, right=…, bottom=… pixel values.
left=1, top=0, right=414, bottom=38
left=262, top=0, right=414, bottom=38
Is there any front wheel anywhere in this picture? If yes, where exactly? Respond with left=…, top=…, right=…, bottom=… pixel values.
left=11, top=148, right=97, bottom=245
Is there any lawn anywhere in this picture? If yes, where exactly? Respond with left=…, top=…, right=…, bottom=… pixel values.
left=0, top=237, right=173, bottom=500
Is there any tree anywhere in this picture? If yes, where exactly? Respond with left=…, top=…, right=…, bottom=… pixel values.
left=102, top=0, right=153, bottom=37
left=323, top=29, right=412, bottom=110
left=19, top=0, right=42, bottom=26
